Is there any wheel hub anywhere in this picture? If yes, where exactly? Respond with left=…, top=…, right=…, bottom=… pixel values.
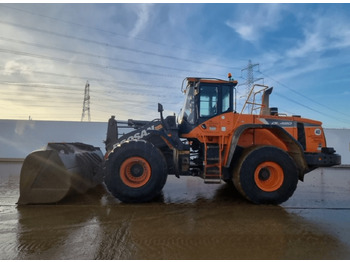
left=258, top=167, right=270, bottom=181
left=130, top=163, right=144, bottom=177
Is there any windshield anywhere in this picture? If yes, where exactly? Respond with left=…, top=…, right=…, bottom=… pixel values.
left=178, top=84, right=195, bottom=125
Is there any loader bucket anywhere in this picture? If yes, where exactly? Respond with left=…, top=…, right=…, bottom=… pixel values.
left=18, top=143, right=104, bottom=204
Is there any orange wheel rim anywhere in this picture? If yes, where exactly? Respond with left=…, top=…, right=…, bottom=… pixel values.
left=254, top=161, right=284, bottom=192
left=120, top=157, right=151, bottom=188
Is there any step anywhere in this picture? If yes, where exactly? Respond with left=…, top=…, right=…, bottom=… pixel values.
left=205, top=167, right=220, bottom=174
left=203, top=170, right=221, bottom=184
left=207, top=156, right=220, bottom=161
left=204, top=174, right=222, bottom=184
left=204, top=180, right=222, bottom=184
left=206, top=144, right=220, bottom=161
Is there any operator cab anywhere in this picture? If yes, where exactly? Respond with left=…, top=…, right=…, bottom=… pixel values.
left=178, top=76, right=238, bottom=134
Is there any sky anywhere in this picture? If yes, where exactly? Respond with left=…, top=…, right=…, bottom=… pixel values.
left=1, top=3, right=350, bottom=128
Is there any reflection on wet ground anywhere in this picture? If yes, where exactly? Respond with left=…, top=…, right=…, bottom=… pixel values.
left=1, top=164, right=350, bottom=259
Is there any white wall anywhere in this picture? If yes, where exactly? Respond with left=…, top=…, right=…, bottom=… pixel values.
left=0, top=119, right=107, bottom=159
left=324, top=128, right=350, bottom=165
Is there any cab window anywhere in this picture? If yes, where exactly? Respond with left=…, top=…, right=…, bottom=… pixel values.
left=199, top=85, right=218, bottom=117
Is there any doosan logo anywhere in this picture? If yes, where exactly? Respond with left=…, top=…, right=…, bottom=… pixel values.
left=120, top=125, right=155, bottom=143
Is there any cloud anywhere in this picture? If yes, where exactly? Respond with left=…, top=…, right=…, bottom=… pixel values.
left=286, top=13, right=350, bottom=58
left=4, top=59, right=32, bottom=76
left=250, top=7, right=350, bottom=87
left=226, top=4, right=285, bottom=43
left=129, top=4, right=154, bottom=38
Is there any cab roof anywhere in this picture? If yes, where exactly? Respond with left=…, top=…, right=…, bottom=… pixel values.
left=186, top=77, right=238, bottom=86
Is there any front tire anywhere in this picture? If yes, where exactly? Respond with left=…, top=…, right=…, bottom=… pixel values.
left=233, top=146, right=298, bottom=205
left=104, top=140, right=168, bottom=203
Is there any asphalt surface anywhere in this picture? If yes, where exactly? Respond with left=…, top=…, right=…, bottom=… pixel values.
left=1, top=163, right=350, bottom=259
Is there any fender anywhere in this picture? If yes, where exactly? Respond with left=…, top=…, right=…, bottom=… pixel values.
left=147, top=130, right=176, bottom=148
left=225, top=124, right=308, bottom=180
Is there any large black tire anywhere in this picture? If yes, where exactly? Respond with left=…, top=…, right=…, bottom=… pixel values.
left=233, top=146, right=298, bottom=205
left=104, top=140, right=168, bottom=203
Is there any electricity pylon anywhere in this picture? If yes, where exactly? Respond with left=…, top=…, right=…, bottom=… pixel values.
left=81, top=81, right=91, bottom=122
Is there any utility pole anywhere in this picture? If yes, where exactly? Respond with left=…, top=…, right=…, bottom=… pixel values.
left=240, top=60, right=263, bottom=112
left=81, top=81, right=91, bottom=122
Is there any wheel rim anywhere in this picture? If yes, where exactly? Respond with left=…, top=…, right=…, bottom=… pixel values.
left=254, top=161, right=284, bottom=192
left=120, top=157, right=151, bottom=188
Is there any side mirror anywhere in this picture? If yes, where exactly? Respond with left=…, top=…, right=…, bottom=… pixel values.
left=158, top=103, right=164, bottom=113
left=158, top=103, right=169, bottom=130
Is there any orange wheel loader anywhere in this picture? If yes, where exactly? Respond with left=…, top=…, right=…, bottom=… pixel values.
left=18, top=75, right=341, bottom=204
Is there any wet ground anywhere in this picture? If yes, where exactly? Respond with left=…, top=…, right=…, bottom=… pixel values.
left=1, top=163, right=350, bottom=259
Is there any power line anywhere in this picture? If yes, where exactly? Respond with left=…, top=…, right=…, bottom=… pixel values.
left=255, top=72, right=350, bottom=125
left=0, top=81, right=83, bottom=92
left=0, top=3, right=238, bottom=60
left=0, top=67, right=180, bottom=89
left=0, top=48, right=180, bottom=79
left=0, top=81, right=180, bottom=100
left=0, top=36, right=220, bottom=76
left=0, top=45, right=233, bottom=83
left=0, top=79, right=183, bottom=116
left=259, top=70, right=350, bottom=121
left=0, top=19, right=241, bottom=70
left=274, top=92, right=350, bottom=125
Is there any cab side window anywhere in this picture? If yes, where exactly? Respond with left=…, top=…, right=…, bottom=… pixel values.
left=222, top=85, right=231, bottom=113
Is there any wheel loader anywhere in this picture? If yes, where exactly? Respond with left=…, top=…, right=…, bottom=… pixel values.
left=18, top=74, right=341, bottom=205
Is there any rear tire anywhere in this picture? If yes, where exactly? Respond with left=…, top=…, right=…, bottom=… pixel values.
left=104, top=140, right=168, bottom=203
left=233, top=146, right=298, bottom=205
